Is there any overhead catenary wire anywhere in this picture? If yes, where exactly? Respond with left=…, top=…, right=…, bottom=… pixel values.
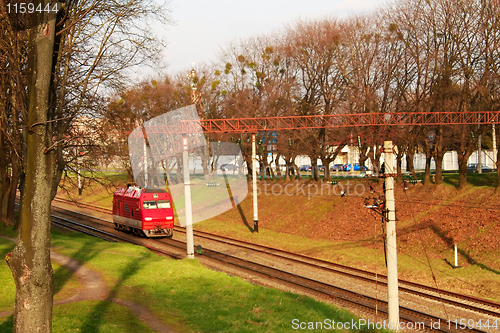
left=402, top=180, right=451, bottom=320
left=389, top=181, right=500, bottom=299
left=360, top=180, right=500, bottom=298
left=399, top=200, right=500, bottom=211
left=396, top=247, right=500, bottom=299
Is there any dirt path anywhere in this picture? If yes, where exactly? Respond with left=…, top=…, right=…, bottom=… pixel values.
left=0, top=237, right=177, bottom=333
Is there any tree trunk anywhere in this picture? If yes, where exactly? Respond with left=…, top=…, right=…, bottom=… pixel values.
left=406, top=150, right=416, bottom=177
left=176, top=157, right=182, bottom=183
left=457, top=150, right=473, bottom=190
left=367, top=145, right=382, bottom=182
left=274, top=154, right=282, bottom=179
left=324, top=163, right=331, bottom=181
left=6, top=161, right=20, bottom=225
left=457, top=128, right=475, bottom=191
left=320, top=157, right=331, bottom=181
left=434, top=153, right=444, bottom=184
left=260, top=153, right=273, bottom=180
left=0, top=142, right=8, bottom=225
left=497, top=147, right=500, bottom=191
left=237, top=151, right=244, bottom=180
left=458, top=155, right=468, bottom=190
left=126, top=167, right=135, bottom=183
left=7, top=5, right=58, bottom=331
left=396, top=147, right=404, bottom=184
left=200, top=144, right=210, bottom=181
left=433, top=126, right=446, bottom=185
left=310, top=158, right=319, bottom=181
left=357, top=144, right=368, bottom=166
left=244, top=155, right=252, bottom=179
left=424, top=153, right=432, bottom=186
left=286, top=163, right=295, bottom=180
left=0, top=185, right=9, bottom=225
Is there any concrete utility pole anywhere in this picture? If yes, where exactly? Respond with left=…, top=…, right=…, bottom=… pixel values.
left=493, top=123, right=497, bottom=168
left=144, top=139, right=148, bottom=187
left=252, top=133, right=259, bottom=233
left=478, top=133, right=483, bottom=174
left=183, top=137, right=195, bottom=259
left=350, top=132, right=354, bottom=177
left=384, top=140, right=399, bottom=329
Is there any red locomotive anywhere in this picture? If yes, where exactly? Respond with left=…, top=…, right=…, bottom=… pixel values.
left=112, top=186, right=174, bottom=238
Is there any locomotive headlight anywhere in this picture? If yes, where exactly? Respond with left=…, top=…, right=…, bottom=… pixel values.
left=166, top=216, right=173, bottom=220
left=145, top=217, right=152, bottom=221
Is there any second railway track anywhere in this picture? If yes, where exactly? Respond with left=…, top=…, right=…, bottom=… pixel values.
left=50, top=198, right=500, bottom=332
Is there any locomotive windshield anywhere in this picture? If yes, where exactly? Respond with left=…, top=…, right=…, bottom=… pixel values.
left=143, top=200, right=171, bottom=209
left=157, top=200, right=171, bottom=209
left=143, top=201, right=157, bottom=209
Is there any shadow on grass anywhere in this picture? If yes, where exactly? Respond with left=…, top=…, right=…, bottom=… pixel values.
left=236, top=203, right=254, bottom=233
left=429, top=224, right=500, bottom=276
left=443, top=258, right=456, bottom=269
left=79, top=254, right=147, bottom=333
left=0, top=315, right=13, bottom=332
left=52, top=236, right=113, bottom=296
left=222, top=172, right=254, bottom=233
left=162, top=276, right=380, bottom=333
left=442, top=173, right=497, bottom=188
left=52, top=233, right=149, bottom=332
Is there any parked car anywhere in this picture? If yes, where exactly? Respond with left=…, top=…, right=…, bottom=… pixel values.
left=318, top=165, right=325, bottom=172
left=467, top=163, right=492, bottom=173
left=220, top=164, right=237, bottom=171
left=330, top=164, right=344, bottom=171
left=299, top=165, right=311, bottom=172
left=344, top=163, right=368, bottom=172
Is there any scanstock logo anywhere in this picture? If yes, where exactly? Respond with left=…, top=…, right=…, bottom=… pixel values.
left=127, top=105, right=248, bottom=226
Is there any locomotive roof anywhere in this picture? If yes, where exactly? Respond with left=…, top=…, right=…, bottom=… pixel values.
left=114, top=187, right=167, bottom=198
left=142, top=188, right=167, bottom=193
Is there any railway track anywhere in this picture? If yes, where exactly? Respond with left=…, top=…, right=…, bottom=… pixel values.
left=191, top=246, right=490, bottom=332
left=53, top=197, right=111, bottom=215
left=50, top=198, right=500, bottom=332
left=16, top=200, right=183, bottom=259
left=146, top=235, right=489, bottom=332
left=172, top=226, right=500, bottom=319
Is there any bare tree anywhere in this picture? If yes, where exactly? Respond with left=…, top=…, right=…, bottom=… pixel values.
left=1, top=0, right=172, bottom=331
left=5, top=2, right=61, bottom=330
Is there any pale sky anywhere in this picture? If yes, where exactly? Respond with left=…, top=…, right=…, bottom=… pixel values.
left=150, top=0, right=387, bottom=76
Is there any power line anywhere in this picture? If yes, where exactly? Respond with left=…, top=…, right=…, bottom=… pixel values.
left=398, top=200, right=500, bottom=210
left=397, top=248, right=500, bottom=299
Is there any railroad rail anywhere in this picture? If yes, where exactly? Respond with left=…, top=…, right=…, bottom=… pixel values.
left=51, top=215, right=119, bottom=243
left=53, top=197, right=111, bottom=215
left=146, top=233, right=488, bottom=332
left=19, top=200, right=182, bottom=259
left=193, top=246, right=488, bottom=332
left=50, top=199, right=500, bottom=331
left=172, top=226, right=500, bottom=319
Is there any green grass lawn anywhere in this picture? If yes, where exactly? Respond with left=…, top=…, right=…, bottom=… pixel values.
left=442, top=172, right=497, bottom=187
left=0, top=238, right=16, bottom=312
left=0, top=226, right=384, bottom=332
left=55, top=171, right=500, bottom=302
left=58, top=171, right=129, bottom=208
left=0, top=301, right=157, bottom=333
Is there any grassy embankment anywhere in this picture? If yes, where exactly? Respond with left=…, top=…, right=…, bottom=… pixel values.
left=0, top=226, right=380, bottom=333
left=55, top=171, right=500, bottom=303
